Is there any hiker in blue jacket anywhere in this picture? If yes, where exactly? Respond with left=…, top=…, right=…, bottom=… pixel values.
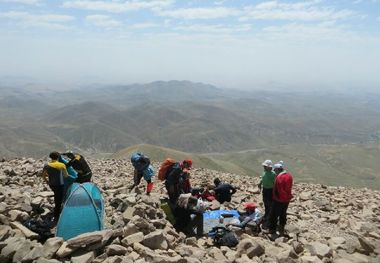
left=130, top=152, right=155, bottom=195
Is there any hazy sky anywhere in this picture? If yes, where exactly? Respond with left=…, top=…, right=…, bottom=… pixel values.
left=0, top=0, right=379, bottom=90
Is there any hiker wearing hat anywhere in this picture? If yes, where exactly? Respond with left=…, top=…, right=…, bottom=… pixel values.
left=258, top=159, right=276, bottom=226
left=226, top=202, right=262, bottom=230
left=267, top=162, right=293, bottom=236
left=165, top=159, right=193, bottom=204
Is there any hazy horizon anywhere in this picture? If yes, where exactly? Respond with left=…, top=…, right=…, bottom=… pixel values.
left=1, top=0, right=380, bottom=91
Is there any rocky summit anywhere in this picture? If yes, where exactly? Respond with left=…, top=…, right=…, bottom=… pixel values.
left=0, top=157, right=379, bottom=263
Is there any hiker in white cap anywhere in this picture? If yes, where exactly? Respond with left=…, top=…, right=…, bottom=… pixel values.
left=258, top=160, right=276, bottom=227
left=267, top=161, right=293, bottom=236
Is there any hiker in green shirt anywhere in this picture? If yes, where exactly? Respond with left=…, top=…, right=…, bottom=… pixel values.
left=258, top=160, right=276, bottom=227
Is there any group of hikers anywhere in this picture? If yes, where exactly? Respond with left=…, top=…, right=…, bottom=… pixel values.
left=41, top=150, right=293, bottom=240
left=41, top=151, right=92, bottom=222
left=129, top=153, right=293, bottom=239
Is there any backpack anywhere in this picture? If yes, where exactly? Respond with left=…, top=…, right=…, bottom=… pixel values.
left=131, top=152, right=150, bottom=172
left=208, top=226, right=239, bottom=247
left=158, top=158, right=176, bottom=181
left=142, top=165, right=155, bottom=181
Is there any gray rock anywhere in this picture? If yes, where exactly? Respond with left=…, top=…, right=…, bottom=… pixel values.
left=142, top=230, right=168, bottom=250
left=177, top=245, right=207, bottom=258
left=308, top=242, right=333, bottom=259
left=20, top=244, right=44, bottom=262
left=348, top=253, right=370, bottom=263
left=1, top=237, right=27, bottom=261
left=8, top=210, right=29, bottom=222
left=12, top=239, right=34, bottom=263
left=334, top=259, right=354, bottom=263
left=0, top=225, right=12, bottom=241
left=67, top=229, right=113, bottom=248
left=105, top=244, right=128, bottom=256
left=121, top=232, right=144, bottom=246
left=292, top=241, right=304, bottom=254
left=300, top=255, right=323, bottom=263
left=123, top=223, right=139, bottom=237
left=38, top=191, right=54, bottom=197
left=34, top=258, right=61, bottom=263
left=276, top=249, right=298, bottom=263
left=236, top=238, right=265, bottom=258
left=208, top=247, right=227, bottom=261
left=300, top=192, right=312, bottom=201
left=10, top=221, right=39, bottom=240
left=42, top=237, right=64, bottom=258
left=358, top=236, right=375, bottom=254
left=71, top=251, right=95, bottom=263
left=328, top=214, right=340, bottom=223
left=56, top=241, right=77, bottom=258
left=122, top=207, right=135, bottom=223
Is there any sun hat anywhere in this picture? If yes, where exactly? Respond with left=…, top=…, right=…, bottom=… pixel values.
left=262, top=160, right=273, bottom=167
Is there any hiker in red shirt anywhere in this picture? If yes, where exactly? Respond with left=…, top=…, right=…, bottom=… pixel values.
left=268, top=162, right=293, bottom=236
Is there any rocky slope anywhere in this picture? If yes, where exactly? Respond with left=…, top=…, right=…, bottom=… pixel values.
left=0, top=158, right=379, bottom=263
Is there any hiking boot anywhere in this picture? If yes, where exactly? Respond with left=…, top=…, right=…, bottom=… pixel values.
left=278, top=225, right=285, bottom=236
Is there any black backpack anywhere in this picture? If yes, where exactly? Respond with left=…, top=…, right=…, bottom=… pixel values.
left=208, top=226, right=239, bottom=247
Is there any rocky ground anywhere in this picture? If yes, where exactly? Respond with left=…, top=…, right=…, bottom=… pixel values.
left=0, top=157, right=379, bottom=263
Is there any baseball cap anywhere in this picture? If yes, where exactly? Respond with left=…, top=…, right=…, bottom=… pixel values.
left=244, top=202, right=257, bottom=210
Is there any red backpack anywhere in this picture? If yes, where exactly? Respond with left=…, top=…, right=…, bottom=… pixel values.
left=158, top=158, right=176, bottom=181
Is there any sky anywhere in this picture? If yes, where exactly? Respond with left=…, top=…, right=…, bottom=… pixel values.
left=0, top=0, right=379, bottom=90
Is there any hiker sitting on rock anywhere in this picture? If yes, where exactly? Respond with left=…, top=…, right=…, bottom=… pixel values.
left=226, top=202, right=262, bottom=232
left=41, top=151, right=69, bottom=222
left=200, top=184, right=216, bottom=201
left=213, top=178, right=237, bottom=204
left=173, top=193, right=204, bottom=237
left=165, top=159, right=193, bottom=203
left=61, top=152, right=92, bottom=183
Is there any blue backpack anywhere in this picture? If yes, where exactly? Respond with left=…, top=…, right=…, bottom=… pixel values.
left=131, top=152, right=150, bottom=172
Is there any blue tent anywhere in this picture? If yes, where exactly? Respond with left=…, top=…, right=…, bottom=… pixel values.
left=203, top=209, right=240, bottom=234
left=56, top=182, right=104, bottom=240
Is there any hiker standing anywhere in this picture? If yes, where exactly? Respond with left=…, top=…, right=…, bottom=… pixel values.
left=268, top=162, right=293, bottom=236
left=213, top=178, right=237, bottom=204
left=41, top=152, right=69, bottom=222
left=258, top=160, right=276, bottom=226
left=165, top=159, right=193, bottom=204
left=130, top=152, right=155, bottom=195
left=62, top=152, right=92, bottom=183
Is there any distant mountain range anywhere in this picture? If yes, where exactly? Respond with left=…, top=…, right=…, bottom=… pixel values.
left=1, top=80, right=380, bottom=189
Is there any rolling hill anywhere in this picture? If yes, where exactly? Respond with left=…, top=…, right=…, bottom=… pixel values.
left=1, top=80, right=380, bottom=190
left=113, top=143, right=380, bottom=190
